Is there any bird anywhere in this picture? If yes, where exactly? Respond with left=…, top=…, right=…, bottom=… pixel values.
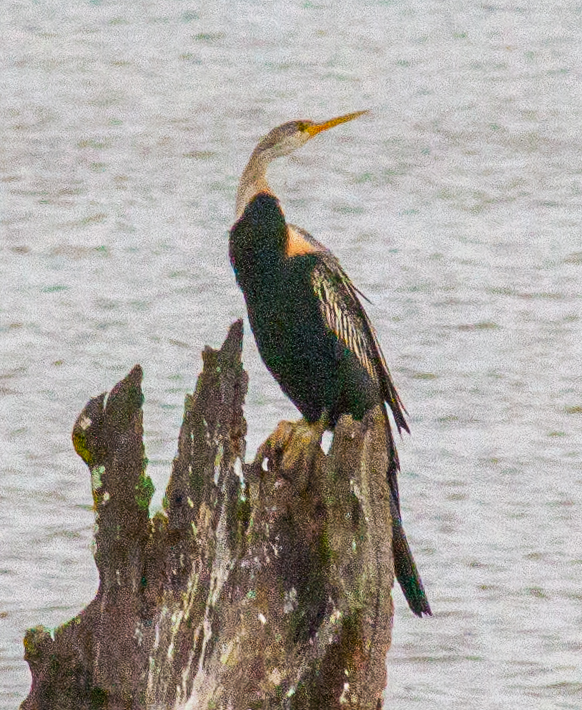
left=229, top=111, right=431, bottom=617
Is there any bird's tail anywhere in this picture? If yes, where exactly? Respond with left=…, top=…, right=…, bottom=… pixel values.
left=389, top=495, right=432, bottom=617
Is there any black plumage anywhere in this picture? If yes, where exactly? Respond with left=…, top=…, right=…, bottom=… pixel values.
left=230, top=190, right=431, bottom=617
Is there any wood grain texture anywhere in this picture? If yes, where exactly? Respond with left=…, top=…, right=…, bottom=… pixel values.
left=20, top=321, right=393, bottom=710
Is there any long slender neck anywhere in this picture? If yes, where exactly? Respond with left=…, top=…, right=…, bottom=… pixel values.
left=235, top=149, right=275, bottom=220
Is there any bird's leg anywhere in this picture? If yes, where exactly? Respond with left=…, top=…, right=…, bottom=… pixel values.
left=254, top=415, right=328, bottom=492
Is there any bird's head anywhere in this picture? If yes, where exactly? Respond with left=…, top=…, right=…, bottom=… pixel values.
left=252, top=110, right=368, bottom=163
left=235, top=110, right=369, bottom=219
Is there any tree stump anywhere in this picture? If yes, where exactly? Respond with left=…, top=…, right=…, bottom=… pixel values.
left=20, top=321, right=394, bottom=710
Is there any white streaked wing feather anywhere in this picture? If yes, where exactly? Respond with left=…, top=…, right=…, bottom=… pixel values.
left=311, top=261, right=379, bottom=384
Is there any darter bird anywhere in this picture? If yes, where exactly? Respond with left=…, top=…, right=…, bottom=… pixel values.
left=229, top=111, right=431, bottom=617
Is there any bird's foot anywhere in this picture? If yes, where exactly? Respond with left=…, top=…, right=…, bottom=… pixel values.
left=255, top=418, right=326, bottom=492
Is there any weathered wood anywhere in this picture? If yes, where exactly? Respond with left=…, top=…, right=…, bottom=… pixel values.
left=20, top=321, right=394, bottom=710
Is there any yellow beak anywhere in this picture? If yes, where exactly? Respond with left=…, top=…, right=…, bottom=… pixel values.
left=305, top=110, right=369, bottom=137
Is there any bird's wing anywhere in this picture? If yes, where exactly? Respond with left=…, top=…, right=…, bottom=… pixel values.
left=310, top=251, right=409, bottom=435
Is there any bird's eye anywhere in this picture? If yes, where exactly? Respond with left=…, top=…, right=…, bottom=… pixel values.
left=296, top=121, right=309, bottom=132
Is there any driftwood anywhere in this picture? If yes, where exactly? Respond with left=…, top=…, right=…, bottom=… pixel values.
left=20, top=321, right=394, bottom=710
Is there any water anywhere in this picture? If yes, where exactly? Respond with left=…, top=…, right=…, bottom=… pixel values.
left=1, top=1, right=581, bottom=707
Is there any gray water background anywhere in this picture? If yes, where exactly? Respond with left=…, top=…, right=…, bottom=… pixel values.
left=1, top=0, right=581, bottom=707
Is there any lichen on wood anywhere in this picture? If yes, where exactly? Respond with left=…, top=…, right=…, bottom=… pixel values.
left=20, top=320, right=394, bottom=710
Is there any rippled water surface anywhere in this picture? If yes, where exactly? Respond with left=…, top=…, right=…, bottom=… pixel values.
left=2, top=1, right=581, bottom=707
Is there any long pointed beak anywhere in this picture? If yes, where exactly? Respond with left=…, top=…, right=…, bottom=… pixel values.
left=305, top=110, right=369, bottom=137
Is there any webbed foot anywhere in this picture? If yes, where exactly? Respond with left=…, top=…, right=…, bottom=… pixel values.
left=254, top=418, right=327, bottom=491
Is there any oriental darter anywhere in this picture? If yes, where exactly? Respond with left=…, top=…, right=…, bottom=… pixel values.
left=229, top=111, right=431, bottom=617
